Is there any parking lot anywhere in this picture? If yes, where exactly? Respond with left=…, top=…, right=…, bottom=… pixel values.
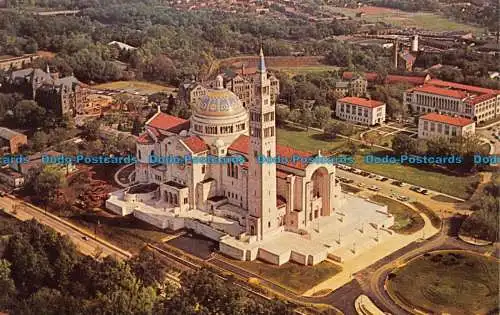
left=336, top=164, right=449, bottom=205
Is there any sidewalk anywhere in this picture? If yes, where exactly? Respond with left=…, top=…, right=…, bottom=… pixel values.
left=302, top=211, right=439, bottom=296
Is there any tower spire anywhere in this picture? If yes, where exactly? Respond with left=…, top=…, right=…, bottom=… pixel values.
left=258, top=46, right=266, bottom=73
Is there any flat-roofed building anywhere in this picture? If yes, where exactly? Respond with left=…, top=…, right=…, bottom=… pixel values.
left=418, top=112, right=475, bottom=139
left=336, top=97, right=386, bottom=126
left=404, top=80, right=500, bottom=124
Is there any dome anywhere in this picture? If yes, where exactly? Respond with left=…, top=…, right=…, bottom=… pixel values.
left=193, top=87, right=246, bottom=118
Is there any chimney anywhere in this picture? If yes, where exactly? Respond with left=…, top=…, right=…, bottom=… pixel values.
left=411, top=35, right=419, bottom=53
left=393, top=39, right=399, bottom=69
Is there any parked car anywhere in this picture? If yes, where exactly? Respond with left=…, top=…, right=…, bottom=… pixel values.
left=392, top=181, right=405, bottom=187
left=368, top=185, right=380, bottom=191
left=420, top=189, right=429, bottom=195
left=397, top=195, right=409, bottom=201
left=360, top=171, right=370, bottom=177
left=368, top=174, right=377, bottom=179
left=409, top=186, right=422, bottom=192
left=357, top=183, right=365, bottom=187
left=380, top=177, right=389, bottom=182
left=345, top=179, right=354, bottom=184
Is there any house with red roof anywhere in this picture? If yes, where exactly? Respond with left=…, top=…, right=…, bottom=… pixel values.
left=403, top=80, right=500, bottom=124
left=336, top=97, right=386, bottom=126
left=418, top=113, right=475, bottom=139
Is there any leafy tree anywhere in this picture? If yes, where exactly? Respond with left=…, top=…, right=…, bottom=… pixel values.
left=0, top=259, right=15, bottom=310
left=300, top=109, right=314, bottom=131
left=82, top=119, right=101, bottom=141
left=313, top=106, right=332, bottom=129
left=324, top=121, right=342, bottom=139
left=13, top=100, right=46, bottom=128
left=275, top=105, right=290, bottom=127
left=129, top=248, right=167, bottom=287
left=32, top=166, right=65, bottom=206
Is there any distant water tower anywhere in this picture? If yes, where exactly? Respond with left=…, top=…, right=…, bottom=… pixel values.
left=411, top=35, right=419, bottom=53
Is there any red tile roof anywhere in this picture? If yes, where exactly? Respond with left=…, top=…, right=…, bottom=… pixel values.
left=342, top=72, right=378, bottom=82
left=137, top=133, right=154, bottom=144
left=228, top=135, right=314, bottom=170
left=412, top=85, right=468, bottom=99
left=384, top=75, right=428, bottom=86
left=465, top=93, right=497, bottom=105
left=420, top=113, right=473, bottom=127
left=146, top=112, right=190, bottom=134
left=338, top=97, right=385, bottom=108
left=181, top=136, right=209, bottom=153
left=426, top=79, right=500, bottom=95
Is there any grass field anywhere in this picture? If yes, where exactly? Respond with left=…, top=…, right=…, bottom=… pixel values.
left=233, top=259, right=342, bottom=294
left=272, top=65, right=340, bottom=75
left=276, top=125, right=478, bottom=199
left=370, top=195, right=424, bottom=234
left=277, top=125, right=347, bottom=153
left=324, top=5, right=483, bottom=33
left=92, top=80, right=177, bottom=95
left=387, top=251, right=498, bottom=315
left=69, top=211, right=169, bottom=254
left=411, top=201, right=442, bottom=229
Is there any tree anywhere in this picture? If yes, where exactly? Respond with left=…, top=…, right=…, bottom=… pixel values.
left=13, top=100, right=46, bottom=128
left=313, top=106, right=332, bottom=129
left=324, top=121, right=342, bottom=139
left=275, top=105, right=290, bottom=127
left=82, top=120, right=101, bottom=141
left=300, top=109, right=314, bottom=131
left=129, top=249, right=167, bottom=287
left=131, top=117, right=143, bottom=136
left=0, top=259, right=15, bottom=310
left=32, top=166, right=65, bottom=206
left=392, top=134, right=415, bottom=155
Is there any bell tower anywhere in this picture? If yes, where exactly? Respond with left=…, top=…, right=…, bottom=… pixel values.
left=247, top=48, right=278, bottom=241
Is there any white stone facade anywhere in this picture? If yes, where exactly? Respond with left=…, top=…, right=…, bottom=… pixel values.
left=107, top=51, right=394, bottom=265
left=336, top=97, right=386, bottom=126
left=417, top=113, right=475, bottom=139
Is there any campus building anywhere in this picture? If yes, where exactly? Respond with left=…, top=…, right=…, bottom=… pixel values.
left=417, top=113, right=475, bottom=139
left=404, top=80, right=500, bottom=123
left=0, top=127, right=27, bottom=154
left=332, top=75, right=368, bottom=98
left=335, top=97, right=386, bottom=126
left=4, top=66, right=86, bottom=117
left=107, top=50, right=394, bottom=266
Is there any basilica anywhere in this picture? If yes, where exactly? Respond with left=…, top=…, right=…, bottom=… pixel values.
left=107, top=50, right=394, bottom=265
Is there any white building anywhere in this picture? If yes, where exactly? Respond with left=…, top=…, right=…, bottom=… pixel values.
left=404, top=80, right=500, bottom=124
left=107, top=50, right=394, bottom=266
left=418, top=112, right=475, bottom=139
left=336, top=97, right=386, bottom=126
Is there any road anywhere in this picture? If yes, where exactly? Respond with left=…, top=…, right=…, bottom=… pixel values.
left=0, top=195, right=130, bottom=260
left=355, top=218, right=498, bottom=315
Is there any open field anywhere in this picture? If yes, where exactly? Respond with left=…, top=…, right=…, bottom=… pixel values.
left=369, top=195, right=424, bottom=234
left=387, top=251, right=498, bottom=315
left=69, top=211, right=169, bottom=254
left=276, top=125, right=480, bottom=199
left=232, top=259, right=342, bottom=294
left=277, top=125, right=347, bottom=153
left=324, top=5, right=484, bottom=33
left=411, top=201, right=442, bottom=229
left=272, top=65, right=340, bottom=75
left=92, top=80, right=177, bottom=95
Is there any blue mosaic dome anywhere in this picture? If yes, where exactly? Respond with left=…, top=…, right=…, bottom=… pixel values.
left=194, top=87, right=246, bottom=118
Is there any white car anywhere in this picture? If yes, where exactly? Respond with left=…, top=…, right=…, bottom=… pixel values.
left=357, top=183, right=365, bottom=187
left=368, top=185, right=380, bottom=191
left=397, top=195, right=409, bottom=202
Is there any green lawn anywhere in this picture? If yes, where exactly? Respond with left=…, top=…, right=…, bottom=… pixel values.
left=370, top=195, right=424, bottom=234
left=276, top=127, right=479, bottom=199
left=232, top=259, right=342, bottom=294
left=277, top=126, right=346, bottom=154
left=273, top=65, right=339, bottom=75
left=340, top=183, right=362, bottom=194
left=431, top=194, right=461, bottom=203
left=387, top=251, right=498, bottom=315
left=69, top=211, right=169, bottom=255
left=411, top=201, right=442, bottom=229
left=92, top=80, right=177, bottom=95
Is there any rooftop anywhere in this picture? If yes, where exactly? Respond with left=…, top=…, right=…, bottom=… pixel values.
left=426, top=79, right=500, bottom=95
left=338, top=97, right=385, bottom=108
left=146, top=112, right=190, bottom=134
left=412, top=85, right=468, bottom=99
left=0, top=127, right=25, bottom=140
left=181, top=135, right=209, bottom=154
left=419, top=113, right=474, bottom=127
